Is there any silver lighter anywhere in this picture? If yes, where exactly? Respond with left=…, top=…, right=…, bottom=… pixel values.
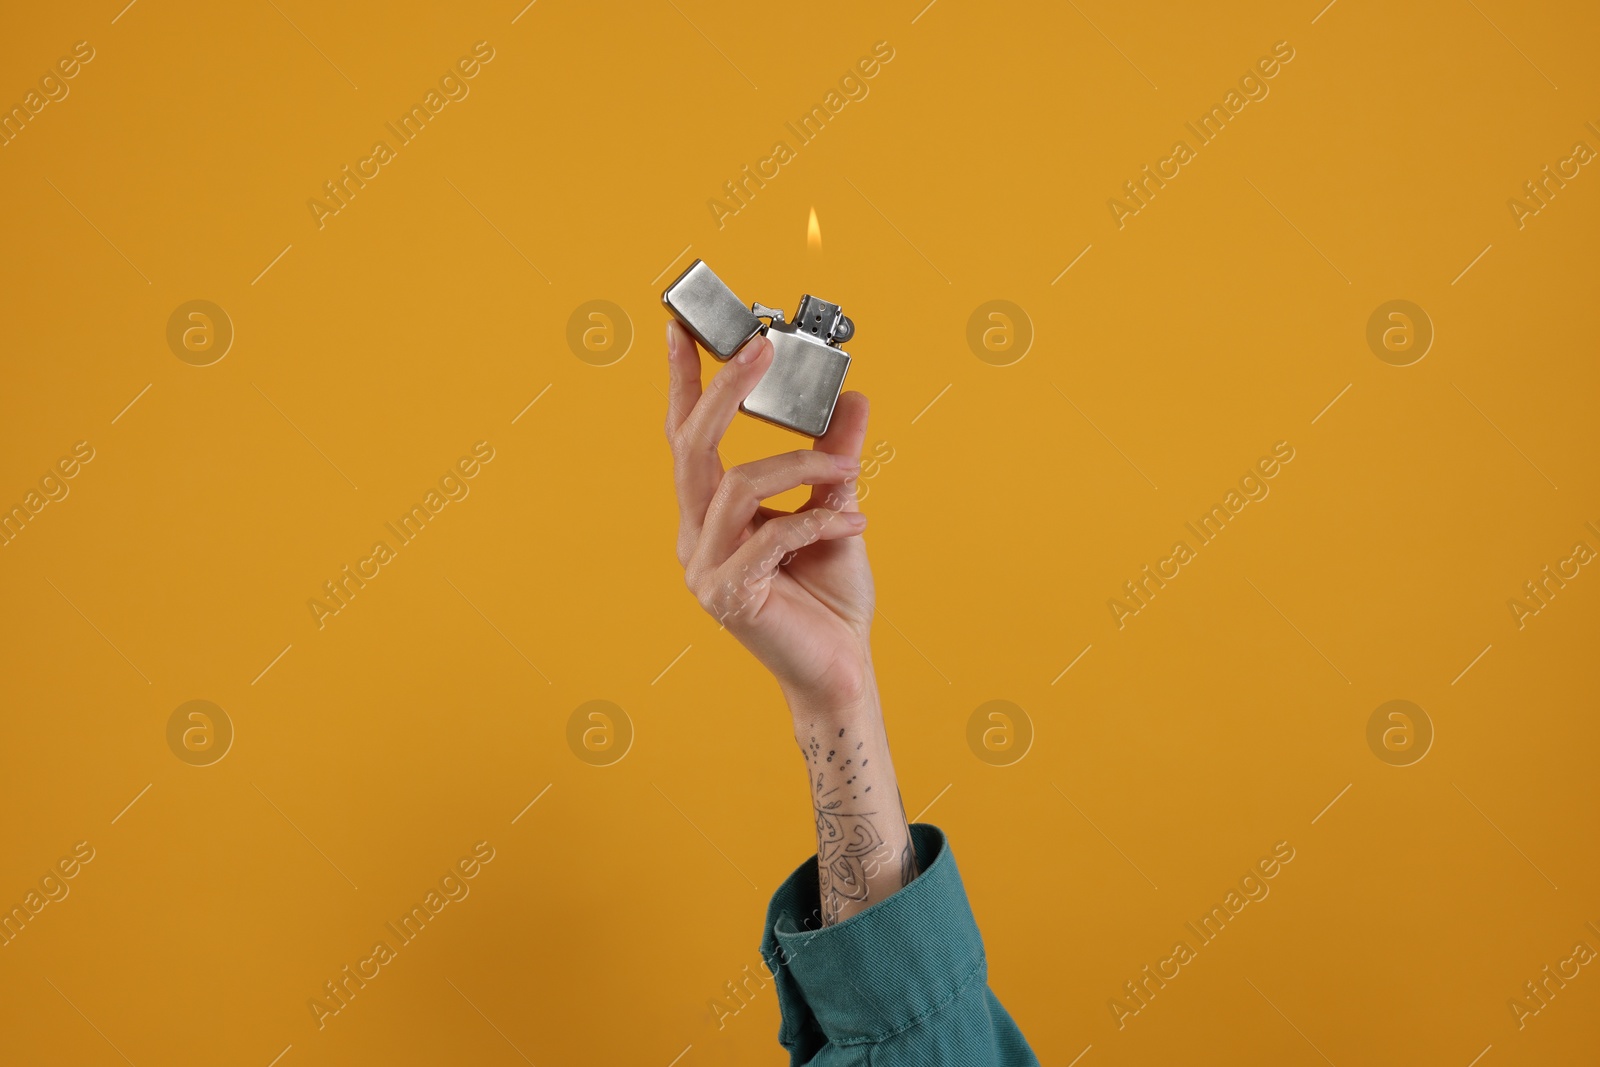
left=662, top=259, right=854, bottom=437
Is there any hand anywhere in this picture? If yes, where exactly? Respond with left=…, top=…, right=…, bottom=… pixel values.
left=665, top=320, right=876, bottom=713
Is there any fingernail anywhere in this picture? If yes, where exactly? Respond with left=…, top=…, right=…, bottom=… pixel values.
left=845, top=512, right=868, bottom=527
left=736, top=336, right=767, bottom=364
left=665, top=322, right=677, bottom=359
left=833, top=454, right=861, bottom=471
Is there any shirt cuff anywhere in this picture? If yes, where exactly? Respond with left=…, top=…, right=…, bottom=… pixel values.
left=760, top=823, right=989, bottom=1048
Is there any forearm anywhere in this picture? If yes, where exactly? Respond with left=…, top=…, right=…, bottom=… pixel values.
left=787, top=658, right=918, bottom=926
left=663, top=322, right=1037, bottom=1059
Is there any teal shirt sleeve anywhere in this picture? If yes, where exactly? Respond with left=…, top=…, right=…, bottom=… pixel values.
left=759, top=823, right=1039, bottom=1065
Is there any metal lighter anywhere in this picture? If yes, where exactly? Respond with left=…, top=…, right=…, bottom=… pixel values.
left=662, top=259, right=854, bottom=438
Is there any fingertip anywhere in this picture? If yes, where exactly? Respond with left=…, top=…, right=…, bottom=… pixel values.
left=834, top=390, right=869, bottom=427
left=735, top=334, right=773, bottom=365
left=667, top=320, right=694, bottom=362
left=816, top=508, right=867, bottom=539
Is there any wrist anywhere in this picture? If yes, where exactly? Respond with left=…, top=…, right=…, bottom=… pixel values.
left=782, top=655, right=880, bottom=736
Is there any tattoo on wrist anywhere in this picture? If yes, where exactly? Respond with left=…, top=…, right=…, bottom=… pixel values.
left=803, top=724, right=918, bottom=925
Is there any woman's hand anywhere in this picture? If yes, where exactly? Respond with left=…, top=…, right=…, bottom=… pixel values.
left=666, top=319, right=916, bottom=924
left=664, top=320, right=876, bottom=713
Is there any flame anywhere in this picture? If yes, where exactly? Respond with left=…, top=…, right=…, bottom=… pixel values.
left=807, top=206, right=822, bottom=251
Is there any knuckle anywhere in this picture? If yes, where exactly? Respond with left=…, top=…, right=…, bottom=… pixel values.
left=713, top=469, right=755, bottom=510
left=791, top=450, right=829, bottom=479
left=699, top=574, right=741, bottom=621
left=672, top=420, right=709, bottom=458
left=749, top=534, right=784, bottom=571
left=683, top=557, right=705, bottom=592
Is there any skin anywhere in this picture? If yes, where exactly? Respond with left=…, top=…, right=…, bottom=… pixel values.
left=665, top=320, right=918, bottom=925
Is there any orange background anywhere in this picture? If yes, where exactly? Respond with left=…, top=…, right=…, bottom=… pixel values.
left=2, top=1, right=1597, bottom=1064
